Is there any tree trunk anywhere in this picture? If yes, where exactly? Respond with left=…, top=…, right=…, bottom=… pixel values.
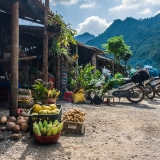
left=56, top=56, right=60, bottom=90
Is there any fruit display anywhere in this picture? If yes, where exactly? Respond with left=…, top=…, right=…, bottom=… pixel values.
left=62, top=109, right=86, bottom=122
left=33, top=119, right=63, bottom=136
left=0, top=115, right=29, bottom=133
left=31, top=104, right=60, bottom=115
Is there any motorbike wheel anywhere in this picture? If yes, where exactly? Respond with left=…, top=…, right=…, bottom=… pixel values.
left=145, top=84, right=155, bottom=99
left=126, top=86, right=145, bottom=103
left=155, top=82, right=160, bottom=96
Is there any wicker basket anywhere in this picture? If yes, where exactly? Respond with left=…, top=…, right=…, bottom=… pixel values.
left=63, top=121, right=85, bottom=134
left=27, top=104, right=62, bottom=134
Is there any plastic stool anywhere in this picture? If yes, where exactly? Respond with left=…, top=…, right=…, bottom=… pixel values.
left=102, top=95, right=115, bottom=106
left=63, top=91, right=73, bottom=102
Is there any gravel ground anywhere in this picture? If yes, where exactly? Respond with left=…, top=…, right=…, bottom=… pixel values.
left=0, top=96, right=160, bottom=160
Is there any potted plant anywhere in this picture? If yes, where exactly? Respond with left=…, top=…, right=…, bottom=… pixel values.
left=47, top=88, right=61, bottom=104
left=32, top=79, right=53, bottom=104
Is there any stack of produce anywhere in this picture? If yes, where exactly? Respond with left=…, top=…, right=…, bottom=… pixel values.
left=31, top=104, right=60, bottom=115
left=62, top=109, right=86, bottom=122
left=33, top=119, right=63, bottom=136
left=0, top=115, right=29, bottom=132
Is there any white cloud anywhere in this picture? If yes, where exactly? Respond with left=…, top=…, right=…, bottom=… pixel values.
left=146, top=0, right=160, bottom=5
left=109, top=0, right=160, bottom=12
left=109, top=0, right=143, bottom=12
left=155, top=10, right=160, bottom=15
left=138, top=8, right=152, bottom=15
left=80, top=2, right=95, bottom=9
left=76, top=16, right=111, bottom=36
left=50, top=0, right=78, bottom=6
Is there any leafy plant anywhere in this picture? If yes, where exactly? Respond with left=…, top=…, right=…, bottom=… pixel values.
left=68, top=63, right=101, bottom=93
left=103, top=72, right=125, bottom=91
left=32, top=79, right=50, bottom=103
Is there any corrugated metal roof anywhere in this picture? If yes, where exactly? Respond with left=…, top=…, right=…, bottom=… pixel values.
left=76, top=41, right=105, bottom=54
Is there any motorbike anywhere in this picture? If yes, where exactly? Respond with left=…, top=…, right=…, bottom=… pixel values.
left=151, top=76, right=160, bottom=96
left=107, top=78, right=145, bottom=103
left=141, top=78, right=155, bottom=99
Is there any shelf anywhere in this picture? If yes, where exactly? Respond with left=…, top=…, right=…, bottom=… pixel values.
left=0, top=56, right=37, bottom=62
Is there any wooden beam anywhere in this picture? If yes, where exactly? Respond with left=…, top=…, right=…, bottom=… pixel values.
left=42, top=0, right=49, bottom=81
left=10, top=1, right=19, bottom=117
left=0, top=56, right=37, bottom=62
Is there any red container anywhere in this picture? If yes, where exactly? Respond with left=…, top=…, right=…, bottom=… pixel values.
left=34, top=132, right=61, bottom=144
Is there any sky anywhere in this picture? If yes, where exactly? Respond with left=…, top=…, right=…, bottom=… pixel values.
left=21, top=0, right=160, bottom=36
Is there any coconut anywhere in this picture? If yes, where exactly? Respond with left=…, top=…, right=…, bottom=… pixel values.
left=23, top=116, right=29, bottom=122
left=16, top=119, right=27, bottom=126
left=8, top=116, right=16, bottom=122
left=6, top=121, right=15, bottom=131
left=17, top=116, right=24, bottom=120
left=20, top=123, right=29, bottom=132
left=12, top=125, right=20, bottom=133
left=0, top=115, right=8, bottom=125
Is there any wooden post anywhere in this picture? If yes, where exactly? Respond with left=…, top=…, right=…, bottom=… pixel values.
left=76, top=45, right=78, bottom=75
left=10, top=1, right=19, bottom=117
left=42, top=0, right=49, bottom=81
left=56, top=56, right=60, bottom=90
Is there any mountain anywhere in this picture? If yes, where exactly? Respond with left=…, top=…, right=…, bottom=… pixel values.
left=85, top=14, right=160, bottom=70
left=74, top=32, right=95, bottom=44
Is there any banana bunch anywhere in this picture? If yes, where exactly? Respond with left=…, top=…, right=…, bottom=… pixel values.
left=33, top=119, right=63, bottom=136
left=48, top=89, right=61, bottom=98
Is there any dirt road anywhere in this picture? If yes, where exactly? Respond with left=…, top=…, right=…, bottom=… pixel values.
left=0, top=96, right=160, bottom=160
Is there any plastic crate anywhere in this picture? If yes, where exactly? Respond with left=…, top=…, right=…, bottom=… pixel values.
left=63, top=121, right=85, bottom=134
left=27, top=104, right=62, bottom=134
left=34, top=132, right=61, bottom=144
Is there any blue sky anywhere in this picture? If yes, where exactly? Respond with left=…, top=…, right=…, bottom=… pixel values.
left=21, top=0, right=160, bottom=36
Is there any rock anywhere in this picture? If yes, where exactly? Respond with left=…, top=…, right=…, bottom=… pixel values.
left=10, top=134, right=22, bottom=140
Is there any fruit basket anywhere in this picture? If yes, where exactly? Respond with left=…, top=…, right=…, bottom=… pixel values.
left=27, top=104, right=62, bottom=134
left=34, top=132, right=61, bottom=144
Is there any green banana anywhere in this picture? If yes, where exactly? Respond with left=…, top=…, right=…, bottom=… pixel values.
left=33, top=123, right=41, bottom=136
left=46, top=124, right=52, bottom=129
left=38, top=121, right=43, bottom=132
left=53, top=120, right=59, bottom=126
left=46, top=127, right=52, bottom=136
left=43, top=120, right=48, bottom=128
left=41, top=127, right=47, bottom=136
left=52, top=127, right=57, bottom=135
left=49, top=121, right=52, bottom=125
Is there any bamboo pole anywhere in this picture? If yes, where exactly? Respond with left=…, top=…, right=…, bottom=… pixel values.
left=10, top=1, right=19, bottom=117
left=42, top=0, right=49, bottom=81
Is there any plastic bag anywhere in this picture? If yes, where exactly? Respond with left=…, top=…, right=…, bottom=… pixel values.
left=72, top=93, right=86, bottom=104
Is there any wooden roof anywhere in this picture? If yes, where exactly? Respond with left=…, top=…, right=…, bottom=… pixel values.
left=0, top=0, right=53, bottom=24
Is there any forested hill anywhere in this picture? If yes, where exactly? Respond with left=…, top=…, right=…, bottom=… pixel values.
left=74, top=32, right=95, bottom=44
left=85, top=14, right=160, bottom=69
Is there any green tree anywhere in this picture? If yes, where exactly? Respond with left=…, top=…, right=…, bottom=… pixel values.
left=120, top=50, right=132, bottom=73
left=102, top=35, right=132, bottom=74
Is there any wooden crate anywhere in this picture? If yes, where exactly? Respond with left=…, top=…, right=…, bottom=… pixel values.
left=63, top=121, right=85, bottom=134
